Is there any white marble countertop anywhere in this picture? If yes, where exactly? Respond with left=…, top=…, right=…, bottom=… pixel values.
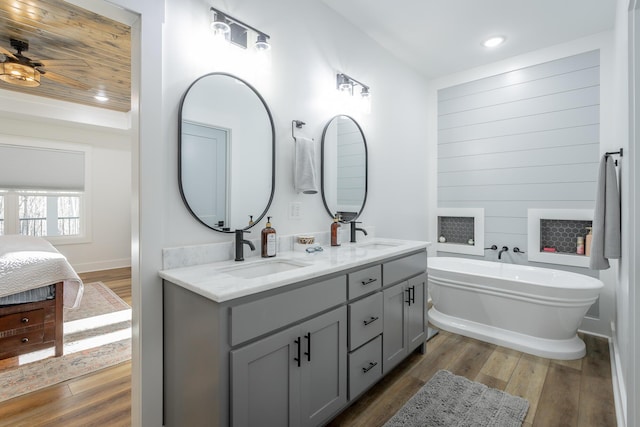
left=159, top=238, right=430, bottom=303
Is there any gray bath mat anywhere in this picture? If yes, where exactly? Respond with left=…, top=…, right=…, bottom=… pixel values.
left=383, top=370, right=529, bottom=427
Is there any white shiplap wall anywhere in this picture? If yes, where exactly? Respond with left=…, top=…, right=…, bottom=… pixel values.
left=437, top=50, right=600, bottom=275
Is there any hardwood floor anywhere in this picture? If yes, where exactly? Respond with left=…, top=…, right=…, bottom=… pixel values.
left=0, top=268, right=132, bottom=427
left=0, top=268, right=616, bottom=426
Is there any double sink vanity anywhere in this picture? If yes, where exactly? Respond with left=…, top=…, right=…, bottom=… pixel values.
left=160, top=238, right=429, bottom=426
left=167, top=70, right=430, bottom=426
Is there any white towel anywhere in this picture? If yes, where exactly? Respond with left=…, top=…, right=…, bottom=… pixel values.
left=294, top=136, right=318, bottom=194
left=589, top=156, right=621, bottom=270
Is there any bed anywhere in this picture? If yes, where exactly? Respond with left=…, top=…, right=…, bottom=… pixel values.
left=0, top=235, right=83, bottom=360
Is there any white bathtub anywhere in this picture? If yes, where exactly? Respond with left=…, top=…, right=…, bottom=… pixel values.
left=427, top=257, right=603, bottom=360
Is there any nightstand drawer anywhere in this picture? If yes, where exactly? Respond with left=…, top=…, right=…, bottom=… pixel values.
left=348, top=292, right=383, bottom=351
left=0, top=308, right=45, bottom=332
left=349, top=335, right=382, bottom=399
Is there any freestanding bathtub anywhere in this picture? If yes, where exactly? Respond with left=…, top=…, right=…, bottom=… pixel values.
left=427, top=257, right=604, bottom=360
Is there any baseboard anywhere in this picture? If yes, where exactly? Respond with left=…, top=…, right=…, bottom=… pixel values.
left=610, top=322, right=627, bottom=427
left=72, top=258, right=131, bottom=274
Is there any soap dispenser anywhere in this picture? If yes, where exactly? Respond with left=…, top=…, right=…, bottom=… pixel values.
left=331, top=215, right=341, bottom=247
left=261, top=216, right=277, bottom=257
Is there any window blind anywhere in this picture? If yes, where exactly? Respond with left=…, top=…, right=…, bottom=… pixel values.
left=0, top=144, right=85, bottom=191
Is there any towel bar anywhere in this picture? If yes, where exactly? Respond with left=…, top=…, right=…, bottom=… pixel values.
left=291, top=120, right=313, bottom=142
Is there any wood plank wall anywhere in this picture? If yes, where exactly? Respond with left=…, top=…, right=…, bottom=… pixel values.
left=437, top=50, right=600, bottom=281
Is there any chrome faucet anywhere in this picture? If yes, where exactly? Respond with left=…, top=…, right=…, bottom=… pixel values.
left=498, top=246, right=509, bottom=260
left=350, top=221, right=368, bottom=243
left=234, top=229, right=256, bottom=261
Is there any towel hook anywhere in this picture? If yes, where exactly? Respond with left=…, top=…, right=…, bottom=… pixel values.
left=605, top=148, right=623, bottom=166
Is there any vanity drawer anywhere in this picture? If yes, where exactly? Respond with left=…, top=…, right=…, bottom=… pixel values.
left=383, top=251, right=427, bottom=287
left=0, top=308, right=45, bottom=332
left=230, top=275, right=347, bottom=346
left=348, top=265, right=382, bottom=300
left=348, top=292, right=383, bottom=351
left=349, top=335, right=382, bottom=399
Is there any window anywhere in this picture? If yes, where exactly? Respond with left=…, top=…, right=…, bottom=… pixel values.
left=0, top=139, right=91, bottom=244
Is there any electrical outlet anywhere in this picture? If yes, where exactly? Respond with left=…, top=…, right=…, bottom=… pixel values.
left=289, top=202, right=302, bottom=219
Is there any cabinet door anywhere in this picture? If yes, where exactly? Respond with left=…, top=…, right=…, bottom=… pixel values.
left=382, top=281, right=407, bottom=375
left=406, top=274, right=426, bottom=352
left=299, top=306, right=347, bottom=427
left=231, top=326, right=301, bottom=427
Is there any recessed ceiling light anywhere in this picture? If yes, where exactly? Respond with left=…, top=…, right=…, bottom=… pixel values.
left=482, top=36, right=506, bottom=48
left=94, top=94, right=109, bottom=102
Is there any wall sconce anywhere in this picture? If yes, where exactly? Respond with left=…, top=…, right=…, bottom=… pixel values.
left=336, top=73, right=371, bottom=113
left=210, top=7, right=271, bottom=51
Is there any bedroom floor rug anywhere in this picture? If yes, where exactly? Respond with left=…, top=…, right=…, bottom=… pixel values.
left=0, top=282, right=131, bottom=402
left=383, top=370, right=529, bottom=427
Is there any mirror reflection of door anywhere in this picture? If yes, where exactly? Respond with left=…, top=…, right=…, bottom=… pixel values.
left=182, top=121, right=229, bottom=228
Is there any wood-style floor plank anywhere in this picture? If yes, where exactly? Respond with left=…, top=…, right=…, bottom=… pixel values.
left=532, top=362, right=582, bottom=427
left=505, top=353, right=550, bottom=425
left=0, top=269, right=617, bottom=426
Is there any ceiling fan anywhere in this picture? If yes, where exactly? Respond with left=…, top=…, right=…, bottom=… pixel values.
left=0, top=38, right=89, bottom=89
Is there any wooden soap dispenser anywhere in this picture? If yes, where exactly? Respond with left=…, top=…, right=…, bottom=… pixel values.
left=261, top=216, right=277, bottom=257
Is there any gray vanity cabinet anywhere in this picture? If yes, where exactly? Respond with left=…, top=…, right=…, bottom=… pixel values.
left=382, top=273, right=427, bottom=375
left=231, top=306, right=347, bottom=427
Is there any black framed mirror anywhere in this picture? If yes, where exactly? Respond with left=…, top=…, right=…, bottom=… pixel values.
left=321, top=115, right=368, bottom=222
left=179, top=72, right=275, bottom=232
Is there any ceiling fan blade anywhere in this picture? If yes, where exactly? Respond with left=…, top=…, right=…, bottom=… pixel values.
left=41, top=71, right=91, bottom=90
left=39, top=58, right=90, bottom=69
left=0, top=47, right=16, bottom=60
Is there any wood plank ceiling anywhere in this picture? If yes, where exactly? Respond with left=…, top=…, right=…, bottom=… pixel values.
left=0, top=0, right=131, bottom=112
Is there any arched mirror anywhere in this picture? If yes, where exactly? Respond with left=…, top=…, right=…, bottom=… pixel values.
left=179, top=73, right=275, bottom=232
left=321, top=115, right=368, bottom=222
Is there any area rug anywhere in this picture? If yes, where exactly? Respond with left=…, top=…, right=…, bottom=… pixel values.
left=383, top=370, right=529, bottom=427
left=0, top=282, right=131, bottom=402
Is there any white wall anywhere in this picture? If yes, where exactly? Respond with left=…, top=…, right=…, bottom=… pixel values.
left=161, top=0, right=431, bottom=247
left=0, top=113, right=132, bottom=272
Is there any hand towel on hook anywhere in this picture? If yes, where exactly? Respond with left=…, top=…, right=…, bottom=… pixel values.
left=589, top=155, right=621, bottom=270
left=294, top=136, right=318, bottom=194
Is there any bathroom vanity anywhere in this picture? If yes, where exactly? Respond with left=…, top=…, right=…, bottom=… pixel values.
left=160, top=239, right=429, bottom=427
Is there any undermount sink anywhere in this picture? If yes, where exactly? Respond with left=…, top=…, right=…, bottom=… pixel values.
left=356, top=240, right=402, bottom=250
left=219, top=259, right=311, bottom=279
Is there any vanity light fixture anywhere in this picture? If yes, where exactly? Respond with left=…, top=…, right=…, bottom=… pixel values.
left=209, top=6, right=271, bottom=51
left=336, top=73, right=371, bottom=112
left=482, top=36, right=506, bottom=48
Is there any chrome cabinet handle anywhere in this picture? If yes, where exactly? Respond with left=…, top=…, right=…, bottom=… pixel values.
left=362, top=361, right=378, bottom=373
left=21, top=317, right=29, bottom=323
left=361, top=278, right=377, bottom=286
left=21, top=337, right=29, bottom=343
left=363, top=316, right=379, bottom=326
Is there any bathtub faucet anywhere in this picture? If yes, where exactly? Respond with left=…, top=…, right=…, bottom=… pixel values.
left=498, top=246, right=509, bottom=259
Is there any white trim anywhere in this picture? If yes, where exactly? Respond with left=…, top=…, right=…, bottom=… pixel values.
left=436, top=207, right=484, bottom=255
left=72, top=258, right=132, bottom=274
left=610, top=321, right=627, bottom=427
left=527, top=208, right=593, bottom=267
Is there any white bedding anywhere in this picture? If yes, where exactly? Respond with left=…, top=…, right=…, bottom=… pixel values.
left=0, top=235, right=84, bottom=308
